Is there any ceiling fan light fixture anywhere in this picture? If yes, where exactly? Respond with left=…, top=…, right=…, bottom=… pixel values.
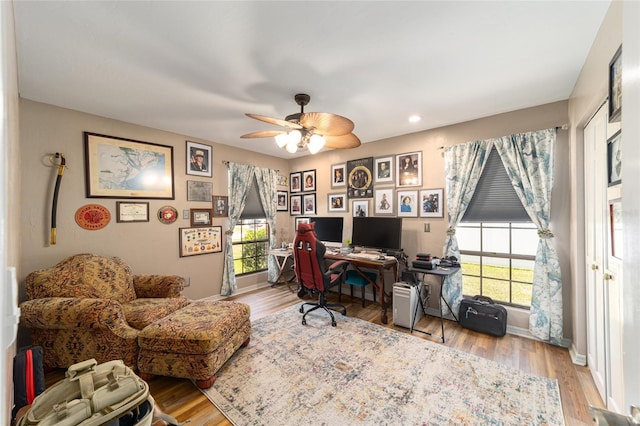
left=285, top=138, right=298, bottom=153
left=244, top=93, right=361, bottom=154
left=275, top=133, right=288, bottom=148
left=307, top=134, right=326, bottom=154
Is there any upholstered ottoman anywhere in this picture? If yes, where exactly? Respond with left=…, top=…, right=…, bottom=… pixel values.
left=137, top=300, right=251, bottom=389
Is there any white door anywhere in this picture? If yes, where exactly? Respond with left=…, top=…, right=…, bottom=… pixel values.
left=584, top=102, right=625, bottom=412
left=584, top=103, right=608, bottom=400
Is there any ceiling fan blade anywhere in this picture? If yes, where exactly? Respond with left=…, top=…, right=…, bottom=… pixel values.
left=241, top=130, right=287, bottom=139
left=246, top=113, right=302, bottom=130
left=324, top=133, right=361, bottom=149
left=299, top=112, right=354, bottom=136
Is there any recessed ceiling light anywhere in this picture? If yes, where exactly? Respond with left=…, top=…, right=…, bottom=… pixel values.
left=408, top=115, right=421, bottom=123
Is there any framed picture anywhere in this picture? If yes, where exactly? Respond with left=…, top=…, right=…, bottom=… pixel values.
left=187, top=180, right=213, bottom=202
left=608, top=45, right=622, bottom=123
left=302, top=169, right=316, bottom=192
left=347, top=157, right=374, bottom=199
left=290, top=194, right=302, bottom=216
left=277, top=174, right=289, bottom=187
left=609, top=199, right=623, bottom=259
left=420, top=188, right=444, bottom=217
left=374, top=188, right=394, bottom=216
left=290, top=172, right=302, bottom=193
left=396, top=151, right=422, bottom=187
left=303, top=193, right=316, bottom=215
left=328, top=193, right=348, bottom=213
left=186, top=141, right=212, bottom=177
left=607, top=130, right=622, bottom=186
left=397, top=190, right=418, bottom=217
left=179, top=226, right=222, bottom=257
left=84, top=132, right=174, bottom=199
left=295, top=217, right=310, bottom=231
left=374, top=156, right=394, bottom=184
left=331, top=163, right=346, bottom=188
left=213, top=195, right=229, bottom=217
left=116, top=201, right=149, bottom=223
left=277, top=191, right=289, bottom=211
left=353, top=200, right=369, bottom=217
left=190, top=208, right=212, bottom=226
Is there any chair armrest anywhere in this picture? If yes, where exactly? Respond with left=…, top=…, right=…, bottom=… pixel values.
left=19, top=298, right=138, bottom=339
left=133, top=275, right=186, bottom=298
left=327, top=260, right=349, bottom=273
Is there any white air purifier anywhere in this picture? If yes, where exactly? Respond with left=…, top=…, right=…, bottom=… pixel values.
left=393, top=282, right=423, bottom=328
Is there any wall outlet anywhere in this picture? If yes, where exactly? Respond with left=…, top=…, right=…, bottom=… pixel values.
left=183, top=209, right=190, bottom=220
left=424, top=223, right=430, bottom=232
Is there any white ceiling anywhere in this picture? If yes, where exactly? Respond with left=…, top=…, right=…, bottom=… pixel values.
left=13, top=1, right=610, bottom=159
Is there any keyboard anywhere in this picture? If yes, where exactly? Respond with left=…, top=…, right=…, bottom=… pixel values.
left=348, top=252, right=383, bottom=260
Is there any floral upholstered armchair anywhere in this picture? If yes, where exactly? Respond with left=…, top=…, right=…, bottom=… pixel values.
left=20, top=253, right=190, bottom=370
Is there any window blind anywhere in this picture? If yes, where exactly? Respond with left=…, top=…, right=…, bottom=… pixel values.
left=462, top=148, right=531, bottom=222
left=240, top=175, right=266, bottom=219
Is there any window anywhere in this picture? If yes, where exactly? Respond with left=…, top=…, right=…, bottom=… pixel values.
left=232, top=219, right=269, bottom=275
left=232, top=175, right=268, bottom=275
left=458, top=148, right=536, bottom=308
left=457, top=223, right=536, bottom=308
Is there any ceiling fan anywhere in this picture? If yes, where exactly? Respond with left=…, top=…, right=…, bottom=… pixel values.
left=241, top=93, right=361, bottom=154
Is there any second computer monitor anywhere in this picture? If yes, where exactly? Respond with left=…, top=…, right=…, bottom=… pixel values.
left=351, top=217, right=403, bottom=252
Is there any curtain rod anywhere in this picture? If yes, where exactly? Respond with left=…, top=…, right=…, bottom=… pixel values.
left=221, top=160, right=279, bottom=173
left=437, top=125, right=568, bottom=150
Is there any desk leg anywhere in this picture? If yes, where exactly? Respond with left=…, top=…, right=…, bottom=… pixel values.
left=269, top=255, right=294, bottom=292
left=378, top=263, right=396, bottom=324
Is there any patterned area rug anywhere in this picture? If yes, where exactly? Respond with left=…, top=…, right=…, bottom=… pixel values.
left=201, top=305, right=564, bottom=425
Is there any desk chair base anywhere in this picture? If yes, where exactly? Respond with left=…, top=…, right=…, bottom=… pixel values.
left=299, top=293, right=347, bottom=327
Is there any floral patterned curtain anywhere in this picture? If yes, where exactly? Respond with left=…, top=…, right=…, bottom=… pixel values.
left=254, top=167, right=279, bottom=283
left=494, top=128, right=562, bottom=342
left=221, top=162, right=255, bottom=296
left=443, top=140, right=493, bottom=316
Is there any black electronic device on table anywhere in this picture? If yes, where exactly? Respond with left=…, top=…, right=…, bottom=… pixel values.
left=351, top=217, right=403, bottom=253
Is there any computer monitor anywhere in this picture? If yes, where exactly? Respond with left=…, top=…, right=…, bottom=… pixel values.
left=351, top=217, right=403, bottom=252
left=310, top=217, right=344, bottom=248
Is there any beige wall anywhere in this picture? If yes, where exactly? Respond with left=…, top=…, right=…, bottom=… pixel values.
left=567, top=1, right=622, bottom=360
left=290, top=100, right=570, bottom=335
left=18, top=99, right=290, bottom=302
left=19, top=98, right=572, bottom=337
left=2, top=0, right=21, bottom=423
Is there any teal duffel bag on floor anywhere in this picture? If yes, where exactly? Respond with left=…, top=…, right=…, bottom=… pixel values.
left=16, top=358, right=185, bottom=426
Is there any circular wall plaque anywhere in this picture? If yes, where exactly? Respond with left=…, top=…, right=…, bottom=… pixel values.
left=75, top=204, right=111, bottom=230
left=158, top=206, right=178, bottom=224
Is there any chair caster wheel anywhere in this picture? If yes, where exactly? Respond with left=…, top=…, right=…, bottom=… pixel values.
left=331, top=321, right=337, bottom=327
left=302, top=319, right=307, bottom=325
left=341, top=310, right=347, bottom=316
left=299, top=306, right=304, bottom=313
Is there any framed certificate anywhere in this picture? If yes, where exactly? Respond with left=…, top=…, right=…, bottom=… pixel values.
left=116, top=202, right=149, bottom=223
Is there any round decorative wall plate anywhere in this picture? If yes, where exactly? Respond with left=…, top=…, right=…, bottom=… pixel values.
left=75, top=204, right=111, bottom=230
left=158, top=206, right=178, bottom=224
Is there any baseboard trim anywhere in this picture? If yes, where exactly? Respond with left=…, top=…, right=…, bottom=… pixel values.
left=199, top=282, right=273, bottom=302
left=569, top=344, right=587, bottom=366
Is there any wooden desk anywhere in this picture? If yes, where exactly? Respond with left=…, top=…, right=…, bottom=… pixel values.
left=407, top=266, right=460, bottom=343
left=325, top=252, right=398, bottom=324
left=267, top=248, right=295, bottom=292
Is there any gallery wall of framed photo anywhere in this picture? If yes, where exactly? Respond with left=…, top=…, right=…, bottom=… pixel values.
left=322, top=152, right=444, bottom=219
left=80, top=133, right=239, bottom=259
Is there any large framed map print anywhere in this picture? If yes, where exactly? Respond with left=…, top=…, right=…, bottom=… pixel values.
left=84, top=132, right=175, bottom=199
left=347, top=157, right=374, bottom=199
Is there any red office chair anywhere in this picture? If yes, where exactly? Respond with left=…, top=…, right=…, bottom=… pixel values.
left=294, top=222, right=349, bottom=326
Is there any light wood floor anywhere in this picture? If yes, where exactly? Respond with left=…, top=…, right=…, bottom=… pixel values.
left=44, top=286, right=604, bottom=425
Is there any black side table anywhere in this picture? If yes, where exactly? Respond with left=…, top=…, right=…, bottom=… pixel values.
left=407, top=266, right=460, bottom=343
